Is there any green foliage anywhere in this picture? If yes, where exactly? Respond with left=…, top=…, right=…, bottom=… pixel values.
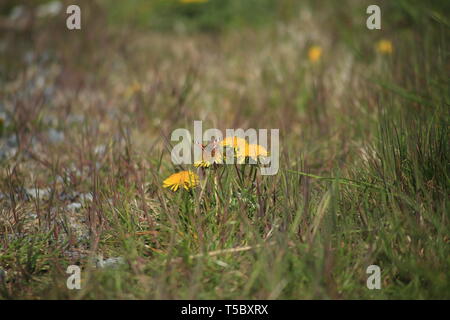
left=105, top=0, right=292, bottom=32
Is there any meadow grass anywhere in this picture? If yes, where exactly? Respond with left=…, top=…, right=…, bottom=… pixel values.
left=0, top=0, right=449, bottom=299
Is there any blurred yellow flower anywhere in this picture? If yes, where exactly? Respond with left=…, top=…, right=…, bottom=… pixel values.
left=236, top=143, right=269, bottom=161
left=220, top=136, right=248, bottom=150
left=308, top=46, right=322, bottom=63
left=376, top=39, right=393, bottom=54
left=247, top=144, right=269, bottom=159
left=180, top=0, right=208, bottom=3
left=163, top=170, right=199, bottom=191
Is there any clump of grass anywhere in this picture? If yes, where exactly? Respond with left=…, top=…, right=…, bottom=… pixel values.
left=0, top=0, right=448, bottom=299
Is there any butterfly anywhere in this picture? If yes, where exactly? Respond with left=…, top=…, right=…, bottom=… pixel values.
left=194, top=138, right=223, bottom=167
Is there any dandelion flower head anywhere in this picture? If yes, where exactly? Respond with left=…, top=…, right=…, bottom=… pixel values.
left=163, top=170, right=199, bottom=191
left=308, top=46, right=322, bottom=63
left=376, top=39, right=393, bottom=54
left=220, top=136, right=248, bottom=150
left=180, top=0, right=208, bottom=4
left=236, top=143, right=269, bottom=162
left=194, top=140, right=223, bottom=168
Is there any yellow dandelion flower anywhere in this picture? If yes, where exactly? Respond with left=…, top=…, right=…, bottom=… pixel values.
left=220, top=136, right=248, bottom=150
left=376, top=39, right=393, bottom=55
left=221, top=137, right=249, bottom=164
left=123, top=82, right=142, bottom=98
left=194, top=140, right=223, bottom=168
left=194, top=154, right=223, bottom=168
left=236, top=143, right=269, bottom=162
left=194, top=154, right=221, bottom=167
left=163, top=170, right=199, bottom=191
left=194, top=160, right=211, bottom=168
left=308, top=46, right=322, bottom=63
left=247, top=144, right=269, bottom=159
